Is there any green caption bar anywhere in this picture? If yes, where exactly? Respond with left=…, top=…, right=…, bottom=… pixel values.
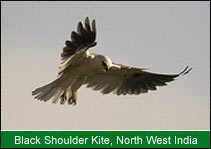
left=1, top=131, right=210, bottom=148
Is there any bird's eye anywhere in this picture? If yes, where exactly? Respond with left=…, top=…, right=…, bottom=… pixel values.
left=102, top=61, right=107, bottom=67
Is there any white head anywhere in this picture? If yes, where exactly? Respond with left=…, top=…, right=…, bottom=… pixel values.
left=94, top=55, right=112, bottom=72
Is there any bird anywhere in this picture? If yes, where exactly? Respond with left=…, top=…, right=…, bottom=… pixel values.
left=32, top=17, right=192, bottom=105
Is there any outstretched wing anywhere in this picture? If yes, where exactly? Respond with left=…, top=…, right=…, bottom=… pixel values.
left=84, top=65, right=192, bottom=95
left=58, top=17, right=97, bottom=75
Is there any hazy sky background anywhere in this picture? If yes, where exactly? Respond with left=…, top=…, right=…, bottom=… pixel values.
left=1, top=2, right=210, bottom=130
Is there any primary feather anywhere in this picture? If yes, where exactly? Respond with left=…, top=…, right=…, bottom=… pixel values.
left=32, top=17, right=192, bottom=105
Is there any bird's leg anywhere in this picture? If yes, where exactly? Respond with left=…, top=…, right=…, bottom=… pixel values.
left=72, top=90, right=77, bottom=105
left=68, top=90, right=77, bottom=106
left=60, top=90, right=67, bottom=104
left=67, top=77, right=84, bottom=106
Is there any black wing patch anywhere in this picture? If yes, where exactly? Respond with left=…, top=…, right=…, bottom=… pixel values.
left=115, top=66, right=192, bottom=95
left=61, top=17, right=97, bottom=60
left=85, top=65, right=192, bottom=96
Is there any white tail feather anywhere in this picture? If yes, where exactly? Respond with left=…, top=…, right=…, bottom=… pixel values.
left=32, top=77, right=63, bottom=102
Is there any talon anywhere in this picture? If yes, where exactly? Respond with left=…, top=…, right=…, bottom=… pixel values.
left=60, top=91, right=67, bottom=104
left=68, top=98, right=73, bottom=105
left=72, top=101, right=77, bottom=106
left=60, top=98, right=65, bottom=104
left=66, top=90, right=77, bottom=105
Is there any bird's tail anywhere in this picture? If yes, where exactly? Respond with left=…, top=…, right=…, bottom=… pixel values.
left=32, top=77, right=64, bottom=104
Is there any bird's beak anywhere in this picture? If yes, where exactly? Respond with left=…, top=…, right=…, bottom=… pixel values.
left=102, top=61, right=109, bottom=72
left=104, top=65, right=108, bottom=72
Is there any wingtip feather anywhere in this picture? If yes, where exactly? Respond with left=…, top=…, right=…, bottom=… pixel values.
left=179, top=66, right=193, bottom=76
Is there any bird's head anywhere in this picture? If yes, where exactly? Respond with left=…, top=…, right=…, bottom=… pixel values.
left=96, top=55, right=112, bottom=72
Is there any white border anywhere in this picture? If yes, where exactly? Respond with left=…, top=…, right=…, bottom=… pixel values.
left=1, top=130, right=209, bottom=131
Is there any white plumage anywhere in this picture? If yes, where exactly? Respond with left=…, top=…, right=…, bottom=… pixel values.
left=32, top=17, right=192, bottom=105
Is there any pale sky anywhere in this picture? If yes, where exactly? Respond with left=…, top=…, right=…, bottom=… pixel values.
left=1, top=1, right=210, bottom=130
